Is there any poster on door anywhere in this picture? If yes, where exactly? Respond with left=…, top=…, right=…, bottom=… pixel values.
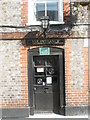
left=37, top=67, right=44, bottom=72
left=46, top=77, right=52, bottom=84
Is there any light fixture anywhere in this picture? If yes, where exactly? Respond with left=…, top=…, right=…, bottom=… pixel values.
left=40, top=16, right=50, bottom=39
left=25, top=16, right=65, bottom=46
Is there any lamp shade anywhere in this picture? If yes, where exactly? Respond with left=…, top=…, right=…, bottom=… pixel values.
left=40, top=16, right=50, bottom=30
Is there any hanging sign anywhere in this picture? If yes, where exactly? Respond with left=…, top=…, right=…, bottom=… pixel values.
left=26, top=38, right=65, bottom=46
left=39, top=47, right=50, bottom=55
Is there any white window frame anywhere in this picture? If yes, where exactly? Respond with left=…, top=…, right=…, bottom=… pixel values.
left=28, top=0, right=64, bottom=25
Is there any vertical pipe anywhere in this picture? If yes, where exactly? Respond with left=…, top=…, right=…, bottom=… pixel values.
left=88, top=4, right=90, bottom=91
left=88, top=39, right=90, bottom=91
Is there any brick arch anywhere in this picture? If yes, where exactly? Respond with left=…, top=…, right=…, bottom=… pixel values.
left=28, top=45, right=65, bottom=50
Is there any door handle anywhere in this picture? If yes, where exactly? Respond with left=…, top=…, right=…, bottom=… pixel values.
left=34, top=87, right=37, bottom=91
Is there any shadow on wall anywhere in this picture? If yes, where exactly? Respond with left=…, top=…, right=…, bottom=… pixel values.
left=21, top=1, right=80, bottom=46
left=21, top=1, right=89, bottom=45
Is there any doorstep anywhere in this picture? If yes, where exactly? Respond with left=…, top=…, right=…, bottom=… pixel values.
left=27, top=113, right=88, bottom=118
left=1, top=116, right=89, bottom=120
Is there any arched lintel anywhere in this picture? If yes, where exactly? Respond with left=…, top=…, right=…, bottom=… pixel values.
left=27, top=46, right=64, bottom=55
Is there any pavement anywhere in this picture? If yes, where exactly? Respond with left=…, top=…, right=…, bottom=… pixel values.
left=27, top=113, right=88, bottom=118
left=0, top=113, right=88, bottom=120
left=0, top=92, right=89, bottom=120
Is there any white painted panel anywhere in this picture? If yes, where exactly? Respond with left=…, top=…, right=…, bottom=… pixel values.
left=84, top=39, right=88, bottom=47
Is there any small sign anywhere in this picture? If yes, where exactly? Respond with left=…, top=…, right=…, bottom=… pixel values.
left=26, top=38, right=65, bottom=46
left=37, top=67, right=44, bottom=72
left=39, top=48, right=50, bottom=55
left=46, top=77, right=52, bottom=84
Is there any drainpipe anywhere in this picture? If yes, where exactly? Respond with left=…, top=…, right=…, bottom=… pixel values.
left=88, top=6, right=90, bottom=92
left=88, top=39, right=90, bottom=92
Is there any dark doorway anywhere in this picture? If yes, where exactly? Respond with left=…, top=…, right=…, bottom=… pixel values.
left=33, top=55, right=59, bottom=113
left=27, top=47, right=65, bottom=115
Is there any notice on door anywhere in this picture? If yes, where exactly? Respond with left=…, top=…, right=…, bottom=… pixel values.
left=46, top=77, right=52, bottom=84
left=39, top=48, right=50, bottom=55
left=37, top=67, right=44, bottom=72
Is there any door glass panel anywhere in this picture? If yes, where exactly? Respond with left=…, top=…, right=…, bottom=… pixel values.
left=47, top=2, right=58, bottom=21
left=35, top=77, right=46, bottom=85
left=34, top=57, right=44, bottom=66
left=33, top=56, right=59, bottom=85
left=47, top=67, right=55, bottom=75
left=36, top=3, right=45, bottom=21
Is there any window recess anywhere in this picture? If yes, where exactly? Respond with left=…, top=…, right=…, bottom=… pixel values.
left=28, top=0, right=64, bottom=25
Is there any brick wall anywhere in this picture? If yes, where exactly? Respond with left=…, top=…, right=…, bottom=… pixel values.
left=0, top=0, right=22, bottom=26
left=0, top=0, right=89, bottom=115
left=65, top=39, right=88, bottom=107
left=0, top=40, right=28, bottom=108
left=0, top=39, right=88, bottom=109
left=21, top=0, right=28, bottom=26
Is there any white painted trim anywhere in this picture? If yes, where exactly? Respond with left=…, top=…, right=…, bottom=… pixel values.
left=84, top=38, right=88, bottom=47
left=45, top=0, right=47, bottom=16
left=26, top=21, right=64, bottom=26
left=28, top=0, right=64, bottom=25
left=28, top=0, right=35, bottom=24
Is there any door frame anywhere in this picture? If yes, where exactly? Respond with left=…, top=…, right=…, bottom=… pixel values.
left=27, top=47, right=65, bottom=115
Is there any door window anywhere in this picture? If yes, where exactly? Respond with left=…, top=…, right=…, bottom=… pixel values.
left=33, top=56, right=58, bottom=86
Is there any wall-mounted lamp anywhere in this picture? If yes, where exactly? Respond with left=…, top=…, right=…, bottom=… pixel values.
left=40, top=16, right=50, bottom=39
left=25, top=16, right=65, bottom=46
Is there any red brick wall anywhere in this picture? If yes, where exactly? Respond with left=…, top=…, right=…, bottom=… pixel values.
left=21, top=0, right=28, bottom=26
left=0, top=32, right=88, bottom=108
left=0, top=41, right=28, bottom=108
left=65, top=39, right=88, bottom=107
left=20, top=46, right=28, bottom=107
left=20, top=39, right=88, bottom=108
left=63, top=0, right=70, bottom=23
left=0, top=0, right=88, bottom=109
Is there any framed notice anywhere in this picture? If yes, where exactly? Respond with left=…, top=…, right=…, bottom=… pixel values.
left=46, top=77, right=52, bottom=84
left=37, top=67, right=44, bottom=72
left=39, top=48, right=50, bottom=55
